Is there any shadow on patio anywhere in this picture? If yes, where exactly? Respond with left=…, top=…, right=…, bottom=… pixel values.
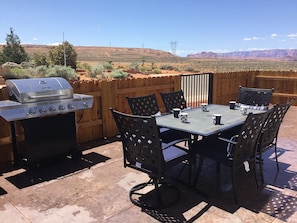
left=0, top=106, right=296, bottom=222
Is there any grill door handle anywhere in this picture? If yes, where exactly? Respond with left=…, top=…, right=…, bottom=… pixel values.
left=29, top=93, right=68, bottom=99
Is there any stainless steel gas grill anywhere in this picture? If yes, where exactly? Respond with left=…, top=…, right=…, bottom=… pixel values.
left=0, top=77, right=94, bottom=168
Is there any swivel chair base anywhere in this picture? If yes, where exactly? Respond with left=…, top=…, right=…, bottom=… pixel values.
left=129, top=178, right=181, bottom=210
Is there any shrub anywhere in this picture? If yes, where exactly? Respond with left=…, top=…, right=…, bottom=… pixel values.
left=89, top=64, right=106, bottom=79
left=1, top=67, right=32, bottom=79
left=35, top=65, right=49, bottom=77
left=46, top=65, right=79, bottom=80
left=160, top=64, right=175, bottom=70
left=110, top=70, right=129, bottom=79
left=128, top=61, right=140, bottom=73
left=77, top=62, right=91, bottom=72
left=102, top=61, right=113, bottom=71
left=153, top=69, right=162, bottom=74
left=20, top=61, right=35, bottom=69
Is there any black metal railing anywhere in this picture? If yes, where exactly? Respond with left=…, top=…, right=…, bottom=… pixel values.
left=181, top=73, right=213, bottom=108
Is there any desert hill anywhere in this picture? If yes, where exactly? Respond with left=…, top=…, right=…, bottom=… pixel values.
left=2, top=44, right=179, bottom=64
left=1, top=44, right=297, bottom=62
left=187, top=49, right=297, bottom=60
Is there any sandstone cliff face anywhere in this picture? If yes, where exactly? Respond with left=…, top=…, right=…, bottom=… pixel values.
left=187, top=49, right=297, bottom=60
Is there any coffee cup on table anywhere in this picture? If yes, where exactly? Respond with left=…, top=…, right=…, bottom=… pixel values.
left=201, top=103, right=208, bottom=112
left=173, top=108, right=181, bottom=118
left=213, top=114, right=222, bottom=125
left=179, top=112, right=188, bottom=123
left=240, top=106, right=248, bottom=115
left=229, top=101, right=236, bottom=109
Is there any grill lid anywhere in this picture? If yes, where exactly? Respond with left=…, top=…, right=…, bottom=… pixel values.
left=6, top=77, right=73, bottom=103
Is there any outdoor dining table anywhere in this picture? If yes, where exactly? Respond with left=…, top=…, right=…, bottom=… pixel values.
left=156, top=104, right=265, bottom=137
left=156, top=104, right=266, bottom=187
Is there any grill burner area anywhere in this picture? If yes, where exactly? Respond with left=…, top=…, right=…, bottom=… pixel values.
left=0, top=77, right=93, bottom=121
left=0, top=77, right=94, bottom=168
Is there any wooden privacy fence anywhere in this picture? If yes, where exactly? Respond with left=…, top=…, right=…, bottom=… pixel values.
left=0, top=75, right=181, bottom=163
left=254, top=71, right=297, bottom=104
left=0, top=71, right=296, bottom=163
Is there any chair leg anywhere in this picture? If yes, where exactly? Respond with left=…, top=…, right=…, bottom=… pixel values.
left=259, top=151, right=265, bottom=184
left=216, top=162, right=221, bottom=173
left=274, top=144, right=279, bottom=171
left=232, top=168, right=238, bottom=204
left=193, top=155, right=204, bottom=187
left=252, top=158, right=259, bottom=189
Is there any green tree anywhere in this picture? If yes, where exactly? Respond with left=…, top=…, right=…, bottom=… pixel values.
left=48, top=41, right=77, bottom=69
left=33, top=52, right=49, bottom=66
left=0, top=27, right=29, bottom=65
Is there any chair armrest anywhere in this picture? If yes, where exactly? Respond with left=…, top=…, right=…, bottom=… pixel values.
left=162, top=138, right=191, bottom=150
left=218, top=136, right=238, bottom=145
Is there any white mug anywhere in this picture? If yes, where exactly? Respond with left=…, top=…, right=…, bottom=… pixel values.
left=179, top=112, right=188, bottom=123
left=213, top=114, right=222, bottom=125
left=201, top=103, right=208, bottom=112
left=240, top=106, right=248, bottom=115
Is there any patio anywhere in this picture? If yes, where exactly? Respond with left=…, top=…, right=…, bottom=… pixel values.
left=0, top=106, right=297, bottom=223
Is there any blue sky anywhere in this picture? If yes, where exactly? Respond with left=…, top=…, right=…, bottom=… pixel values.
left=1, top=0, right=297, bottom=56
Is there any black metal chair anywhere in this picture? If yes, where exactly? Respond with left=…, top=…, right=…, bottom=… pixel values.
left=160, top=90, right=187, bottom=113
left=257, top=98, right=295, bottom=182
left=192, top=110, right=271, bottom=203
left=237, top=86, right=274, bottom=108
left=110, top=109, right=191, bottom=209
left=126, top=94, right=188, bottom=143
left=126, top=94, right=161, bottom=117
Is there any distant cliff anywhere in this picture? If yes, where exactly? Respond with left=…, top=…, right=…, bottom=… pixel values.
left=187, top=49, right=297, bottom=60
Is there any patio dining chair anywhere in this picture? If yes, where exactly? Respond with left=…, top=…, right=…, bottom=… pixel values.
left=237, top=86, right=274, bottom=108
left=126, top=94, right=189, bottom=143
left=126, top=93, right=161, bottom=117
left=257, top=98, right=295, bottom=182
left=160, top=90, right=187, bottom=113
left=192, top=110, right=271, bottom=203
left=110, top=108, right=191, bottom=210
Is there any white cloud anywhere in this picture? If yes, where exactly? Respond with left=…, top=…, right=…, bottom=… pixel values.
left=33, top=37, right=38, bottom=41
left=270, top=33, right=277, bottom=39
left=243, top=36, right=261, bottom=41
left=288, top=33, right=297, bottom=39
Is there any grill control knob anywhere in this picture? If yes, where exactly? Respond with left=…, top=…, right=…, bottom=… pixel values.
left=83, top=102, right=89, bottom=107
left=28, top=108, right=36, bottom=115
left=39, top=107, right=46, bottom=114
left=49, top=105, right=56, bottom=112
left=68, top=104, right=74, bottom=109
left=58, top=105, right=65, bottom=111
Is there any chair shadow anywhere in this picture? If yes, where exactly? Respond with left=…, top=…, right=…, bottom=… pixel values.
left=5, top=152, right=110, bottom=189
left=77, top=136, right=119, bottom=151
left=261, top=147, right=297, bottom=190
left=140, top=149, right=297, bottom=222
left=0, top=187, right=7, bottom=195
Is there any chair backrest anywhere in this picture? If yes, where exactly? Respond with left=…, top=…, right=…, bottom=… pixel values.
left=126, top=94, right=160, bottom=116
left=233, top=110, right=271, bottom=166
left=259, top=98, right=295, bottom=149
left=160, top=90, right=187, bottom=113
left=110, top=109, right=165, bottom=177
left=237, top=86, right=274, bottom=107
